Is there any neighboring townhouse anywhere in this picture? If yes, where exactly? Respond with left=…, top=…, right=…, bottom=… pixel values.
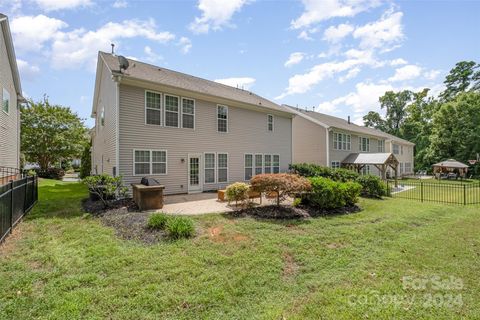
left=0, top=14, right=24, bottom=176
left=287, top=106, right=415, bottom=177
left=91, top=52, right=294, bottom=194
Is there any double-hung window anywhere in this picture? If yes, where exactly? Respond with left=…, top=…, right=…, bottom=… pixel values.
left=392, top=144, right=400, bottom=155
left=405, top=162, right=412, bottom=173
left=217, top=153, right=228, bottom=183
left=272, top=155, right=280, bottom=173
left=217, top=105, right=228, bottom=132
left=204, top=153, right=215, bottom=183
left=244, top=154, right=253, bottom=180
left=359, top=137, right=370, bottom=152
left=264, top=154, right=272, bottom=174
left=145, top=91, right=161, bottom=125
left=331, top=161, right=341, bottom=169
left=164, top=95, right=179, bottom=127
left=267, top=114, right=274, bottom=132
left=378, top=140, right=385, bottom=152
left=182, top=98, right=195, bottom=129
left=255, top=154, right=263, bottom=175
left=134, top=150, right=167, bottom=175
left=333, top=132, right=351, bottom=151
left=2, top=88, right=10, bottom=114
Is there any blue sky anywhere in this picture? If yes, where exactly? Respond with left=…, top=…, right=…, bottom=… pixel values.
left=1, top=0, right=479, bottom=127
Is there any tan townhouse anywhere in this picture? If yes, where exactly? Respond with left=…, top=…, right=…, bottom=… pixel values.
left=0, top=14, right=24, bottom=182
left=287, top=106, right=415, bottom=177
left=91, top=52, right=295, bottom=194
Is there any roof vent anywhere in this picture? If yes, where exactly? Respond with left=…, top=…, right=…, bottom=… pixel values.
left=348, top=116, right=351, bottom=124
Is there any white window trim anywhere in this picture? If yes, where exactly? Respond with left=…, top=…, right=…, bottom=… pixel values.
left=203, top=152, right=216, bottom=185
left=267, top=114, right=274, bottom=132
left=263, top=154, right=272, bottom=174
left=217, top=152, right=229, bottom=183
left=145, top=90, right=162, bottom=126
left=272, top=154, right=280, bottom=173
left=378, top=140, right=385, bottom=153
left=181, top=97, right=195, bottom=130
left=164, top=94, right=180, bottom=128
left=333, top=132, right=351, bottom=151
left=216, top=104, right=229, bottom=133
left=244, top=153, right=254, bottom=181
left=132, top=149, right=168, bottom=176
left=359, top=136, right=370, bottom=152
left=331, top=161, right=341, bottom=169
left=2, top=88, right=10, bottom=115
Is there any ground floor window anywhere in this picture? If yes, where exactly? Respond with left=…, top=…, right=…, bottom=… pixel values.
left=217, top=153, right=228, bottom=183
left=255, top=154, right=263, bottom=175
left=273, top=155, right=280, bottom=173
left=405, top=162, right=412, bottom=173
left=264, top=155, right=272, bottom=174
left=244, top=154, right=253, bottom=180
left=134, top=150, right=167, bottom=175
left=331, top=161, right=341, bottom=169
left=204, top=153, right=215, bottom=183
left=361, top=165, right=370, bottom=175
left=399, top=163, right=404, bottom=174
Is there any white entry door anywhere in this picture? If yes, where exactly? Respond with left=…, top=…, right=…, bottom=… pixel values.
left=188, top=154, right=202, bottom=193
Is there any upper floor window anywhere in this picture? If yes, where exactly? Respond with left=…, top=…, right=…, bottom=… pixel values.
left=359, top=137, right=370, bottom=152
left=333, top=132, right=351, bottom=151
left=164, top=95, right=179, bottom=127
left=217, top=105, right=228, bottom=132
left=267, top=114, right=274, bottom=132
left=2, top=88, right=10, bottom=114
left=146, top=91, right=161, bottom=125
left=182, top=98, right=195, bottom=129
left=392, top=143, right=400, bottom=155
left=100, top=107, right=105, bottom=126
left=378, top=140, right=385, bottom=152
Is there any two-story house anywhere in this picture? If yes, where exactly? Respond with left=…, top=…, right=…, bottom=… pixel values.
left=91, top=52, right=294, bottom=194
left=0, top=14, right=24, bottom=181
left=288, top=106, right=415, bottom=177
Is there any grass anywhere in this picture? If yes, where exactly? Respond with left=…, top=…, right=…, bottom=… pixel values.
left=1, top=179, right=479, bottom=319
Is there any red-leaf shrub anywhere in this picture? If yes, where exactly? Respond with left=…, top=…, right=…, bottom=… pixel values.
left=250, top=173, right=311, bottom=206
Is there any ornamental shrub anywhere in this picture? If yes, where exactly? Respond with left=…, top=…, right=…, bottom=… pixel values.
left=250, top=173, right=311, bottom=206
left=166, top=216, right=195, bottom=239
left=289, top=163, right=359, bottom=182
left=225, top=182, right=250, bottom=206
left=82, top=174, right=128, bottom=208
left=356, top=175, right=388, bottom=198
left=147, top=213, right=169, bottom=230
left=304, top=177, right=361, bottom=209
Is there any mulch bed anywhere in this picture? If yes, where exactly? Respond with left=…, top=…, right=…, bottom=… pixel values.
left=82, top=198, right=139, bottom=215
left=230, top=204, right=361, bottom=219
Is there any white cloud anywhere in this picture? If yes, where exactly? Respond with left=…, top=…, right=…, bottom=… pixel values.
left=388, top=64, right=422, bottom=82
left=339, top=67, right=361, bottom=83
left=291, top=0, right=381, bottom=29
left=284, top=52, right=305, bottom=67
left=424, top=69, right=441, bottom=80
left=143, top=46, right=163, bottom=63
left=178, top=37, right=192, bottom=54
left=189, top=0, right=251, bottom=34
left=389, top=58, right=408, bottom=66
left=323, top=23, right=354, bottom=43
left=11, top=15, right=67, bottom=52
left=298, top=30, right=313, bottom=41
left=353, top=9, right=404, bottom=51
left=16, top=59, right=40, bottom=80
left=214, top=77, right=256, bottom=90
left=112, top=0, right=128, bottom=8
left=34, top=0, right=92, bottom=11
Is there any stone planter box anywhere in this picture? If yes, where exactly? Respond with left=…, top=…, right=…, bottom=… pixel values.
left=131, top=183, right=165, bottom=211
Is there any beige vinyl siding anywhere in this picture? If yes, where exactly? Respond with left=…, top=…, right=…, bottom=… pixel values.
left=388, top=141, right=414, bottom=175
left=92, top=62, right=117, bottom=175
left=0, top=28, right=19, bottom=169
left=291, top=115, right=327, bottom=165
left=118, top=84, right=292, bottom=195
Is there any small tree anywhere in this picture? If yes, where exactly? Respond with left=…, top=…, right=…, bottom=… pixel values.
left=79, top=141, right=92, bottom=179
left=250, top=173, right=311, bottom=206
left=225, top=182, right=250, bottom=207
left=82, top=174, right=128, bottom=208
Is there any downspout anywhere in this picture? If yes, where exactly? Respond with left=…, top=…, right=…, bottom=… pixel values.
left=326, top=127, right=330, bottom=166
left=114, top=76, right=121, bottom=177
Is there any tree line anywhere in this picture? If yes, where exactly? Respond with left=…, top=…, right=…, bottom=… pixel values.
left=363, top=61, right=480, bottom=175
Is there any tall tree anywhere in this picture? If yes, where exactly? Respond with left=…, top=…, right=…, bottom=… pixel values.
left=427, top=91, right=480, bottom=163
left=378, top=90, right=413, bottom=136
left=439, top=61, right=480, bottom=101
left=21, top=98, right=89, bottom=170
left=362, top=111, right=386, bottom=131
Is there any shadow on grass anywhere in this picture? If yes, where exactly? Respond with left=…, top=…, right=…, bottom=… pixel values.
left=26, top=180, right=88, bottom=220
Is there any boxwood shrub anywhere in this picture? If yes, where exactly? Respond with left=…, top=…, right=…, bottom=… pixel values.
left=304, top=177, right=361, bottom=209
left=356, top=175, right=388, bottom=198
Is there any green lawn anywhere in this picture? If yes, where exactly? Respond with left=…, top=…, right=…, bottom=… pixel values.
left=1, top=179, right=479, bottom=319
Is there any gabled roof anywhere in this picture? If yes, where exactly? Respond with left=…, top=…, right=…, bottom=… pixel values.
left=96, top=52, right=293, bottom=116
left=432, top=159, right=469, bottom=169
left=342, top=153, right=399, bottom=165
left=284, top=105, right=415, bottom=146
left=0, top=14, right=23, bottom=102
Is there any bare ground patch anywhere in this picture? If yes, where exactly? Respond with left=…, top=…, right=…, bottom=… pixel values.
left=282, top=251, right=300, bottom=279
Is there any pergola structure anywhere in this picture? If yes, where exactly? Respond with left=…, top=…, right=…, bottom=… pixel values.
left=341, top=153, right=399, bottom=184
left=432, top=159, right=469, bottom=178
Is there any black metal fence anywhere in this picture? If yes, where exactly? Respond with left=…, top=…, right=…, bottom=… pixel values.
left=387, top=180, right=480, bottom=205
left=0, top=176, right=38, bottom=243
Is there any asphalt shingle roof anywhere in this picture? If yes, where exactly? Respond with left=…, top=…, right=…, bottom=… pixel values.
left=284, top=105, right=415, bottom=145
left=100, top=52, right=292, bottom=115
